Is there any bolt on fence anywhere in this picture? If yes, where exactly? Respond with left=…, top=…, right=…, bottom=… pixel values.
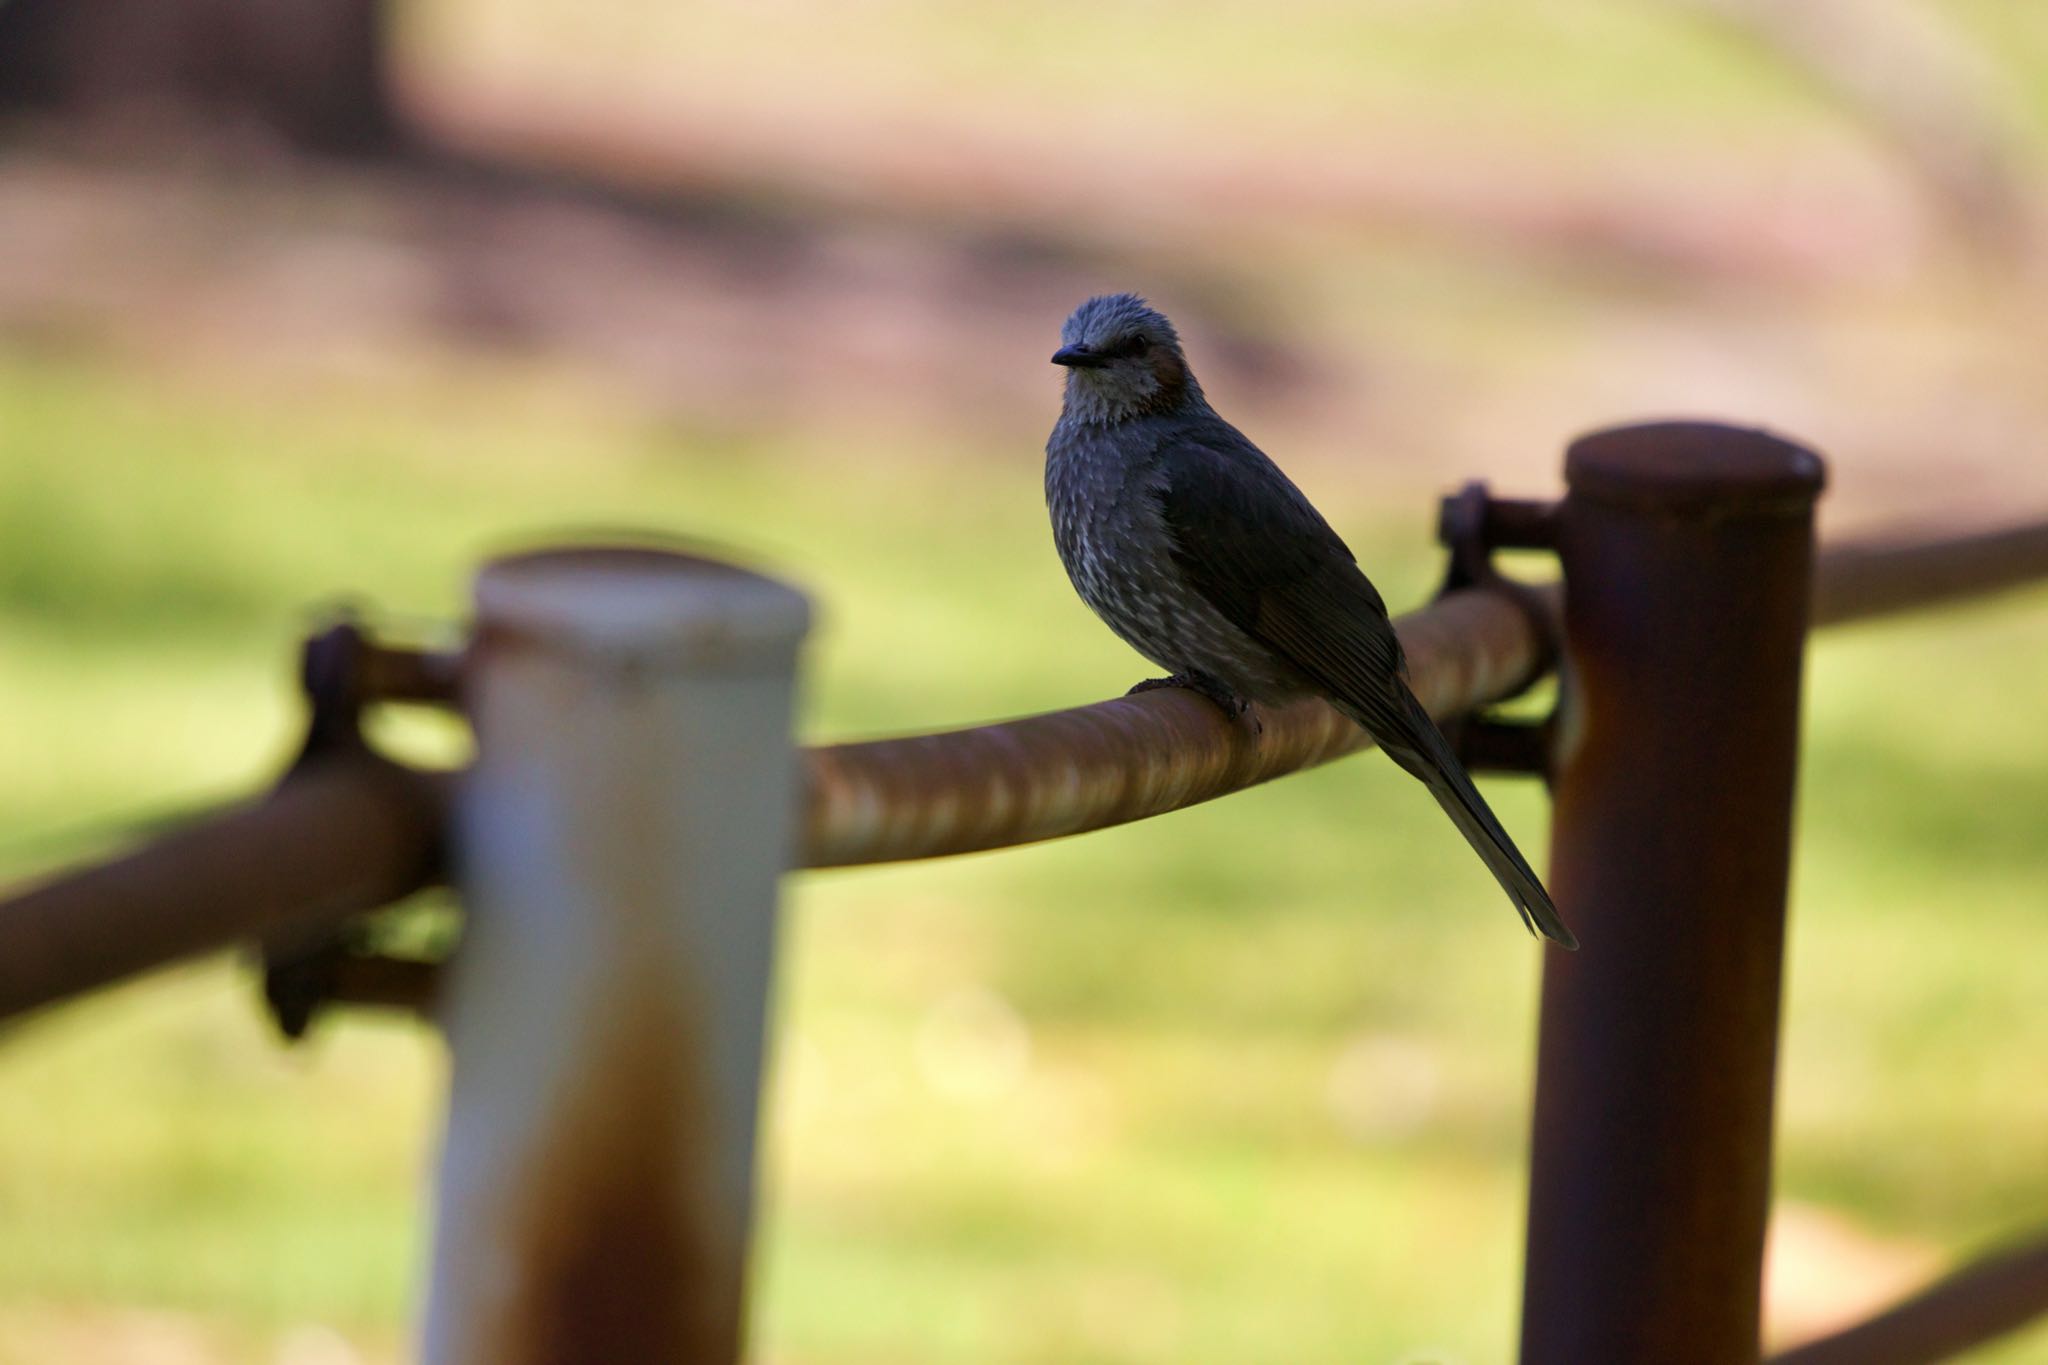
left=3, top=421, right=2048, bottom=1363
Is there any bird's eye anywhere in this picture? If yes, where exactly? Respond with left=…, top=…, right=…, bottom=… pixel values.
left=1121, top=335, right=1150, bottom=357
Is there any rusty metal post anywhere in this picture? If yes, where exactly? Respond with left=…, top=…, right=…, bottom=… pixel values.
left=1520, top=423, right=1826, bottom=1364
left=421, top=546, right=810, bottom=1365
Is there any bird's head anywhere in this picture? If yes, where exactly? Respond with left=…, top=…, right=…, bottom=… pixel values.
left=1052, top=293, right=1200, bottom=423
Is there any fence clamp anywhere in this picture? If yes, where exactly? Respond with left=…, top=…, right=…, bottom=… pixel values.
left=260, top=618, right=459, bottom=1039
left=1433, top=482, right=1562, bottom=780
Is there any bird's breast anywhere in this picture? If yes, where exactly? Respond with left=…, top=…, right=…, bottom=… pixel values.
left=1045, top=434, right=1218, bottom=671
left=1045, top=423, right=1308, bottom=703
left=1045, top=433, right=1151, bottom=607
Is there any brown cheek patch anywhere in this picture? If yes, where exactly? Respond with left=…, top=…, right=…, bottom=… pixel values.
left=1148, top=350, right=1188, bottom=403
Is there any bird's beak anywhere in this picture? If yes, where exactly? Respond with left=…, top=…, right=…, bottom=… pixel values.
left=1051, top=344, right=1110, bottom=369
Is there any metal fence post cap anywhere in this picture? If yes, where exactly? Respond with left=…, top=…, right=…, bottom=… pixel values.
left=474, top=543, right=811, bottom=665
left=1565, top=421, right=1826, bottom=516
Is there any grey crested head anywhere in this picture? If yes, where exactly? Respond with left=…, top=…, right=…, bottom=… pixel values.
left=1051, top=293, right=1204, bottom=426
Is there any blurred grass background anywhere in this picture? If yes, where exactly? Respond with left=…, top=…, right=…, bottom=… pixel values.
left=3, top=355, right=2046, bottom=1363
left=3, top=0, right=2048, bottom=1362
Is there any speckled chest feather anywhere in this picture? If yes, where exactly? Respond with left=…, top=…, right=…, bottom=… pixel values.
left=1044, top=415, right=1307, bottom=704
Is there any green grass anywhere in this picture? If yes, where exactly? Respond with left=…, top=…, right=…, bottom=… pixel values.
left=2, top=351, right=2047, bottom=1363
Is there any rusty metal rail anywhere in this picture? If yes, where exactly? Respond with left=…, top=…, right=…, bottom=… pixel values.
left=803, top=579, right=1546, bottom=866
left=1767, top=1231, right=2048, bottom=1365
left=2, top=515, right=2045, bottom=1027
left=1812, top=518, right=2048, bottom=628
left=0, top=752, right=441, bottom=1024
left=801, top=509, right=2048, bottom=866
left=0, top=580, right=1535, bottom=1027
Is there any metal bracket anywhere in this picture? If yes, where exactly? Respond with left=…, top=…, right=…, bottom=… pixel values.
left=261, top=617, right=459, bottom=1039
left=1433, top=481, right=1563, bottom=779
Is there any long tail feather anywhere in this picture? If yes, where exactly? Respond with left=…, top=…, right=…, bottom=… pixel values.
left=1353, top=688, right=1578, bottom=950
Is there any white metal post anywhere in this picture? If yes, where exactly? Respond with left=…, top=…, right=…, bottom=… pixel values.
left=422, top=545, right=810, bottom=1365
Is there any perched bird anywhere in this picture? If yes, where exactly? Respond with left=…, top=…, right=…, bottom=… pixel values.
left=1044, top=293, right=1576, bottom=948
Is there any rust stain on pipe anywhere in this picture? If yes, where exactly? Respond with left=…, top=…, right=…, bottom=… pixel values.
left=476, top=980, right=735, bottom=1365
left=802, top=581, right=1550, bottom=867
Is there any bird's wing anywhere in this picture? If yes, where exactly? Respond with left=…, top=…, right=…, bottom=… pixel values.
left=1151, top=431, right=1414, bottom=740
left=1155, top=432, right=1578, bottom=947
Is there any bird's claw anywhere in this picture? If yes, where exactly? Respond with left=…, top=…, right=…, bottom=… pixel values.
left=1127, top=673, right=1262, bottom=734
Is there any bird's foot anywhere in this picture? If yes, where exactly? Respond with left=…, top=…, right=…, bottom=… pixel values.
left=1128, top=673, right=1262, bottom=735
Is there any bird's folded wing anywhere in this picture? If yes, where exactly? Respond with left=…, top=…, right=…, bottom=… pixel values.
left=1153, top=437, right=1419, bottom=742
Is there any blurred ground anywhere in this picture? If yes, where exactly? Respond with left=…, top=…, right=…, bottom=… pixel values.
left=3, top=1, right=2048, bottom=1362
left=6, top=2, right=2048, bottom=525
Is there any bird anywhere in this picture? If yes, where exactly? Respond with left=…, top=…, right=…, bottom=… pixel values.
left=1043, top=292, right=1576, bottom=949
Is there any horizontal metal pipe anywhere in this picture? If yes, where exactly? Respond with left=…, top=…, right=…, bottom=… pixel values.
left=1767, top=1230, right=2048, bottom=1365
left=1812, top=518, right=2048, bottom=627
left=801, top=515, right=2048, bottom=867
left=803, top=580, right=1552, bottom=866
left=0, top=753, right=442, bottom=1026
left=4, top=512, right=2046, bottom=1019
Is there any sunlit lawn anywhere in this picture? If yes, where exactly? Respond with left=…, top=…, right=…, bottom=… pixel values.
left=2, top=353, right=2045, bottom=1362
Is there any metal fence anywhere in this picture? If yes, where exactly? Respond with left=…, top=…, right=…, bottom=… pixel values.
left=3, top=420, right=2047, bottom=1363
